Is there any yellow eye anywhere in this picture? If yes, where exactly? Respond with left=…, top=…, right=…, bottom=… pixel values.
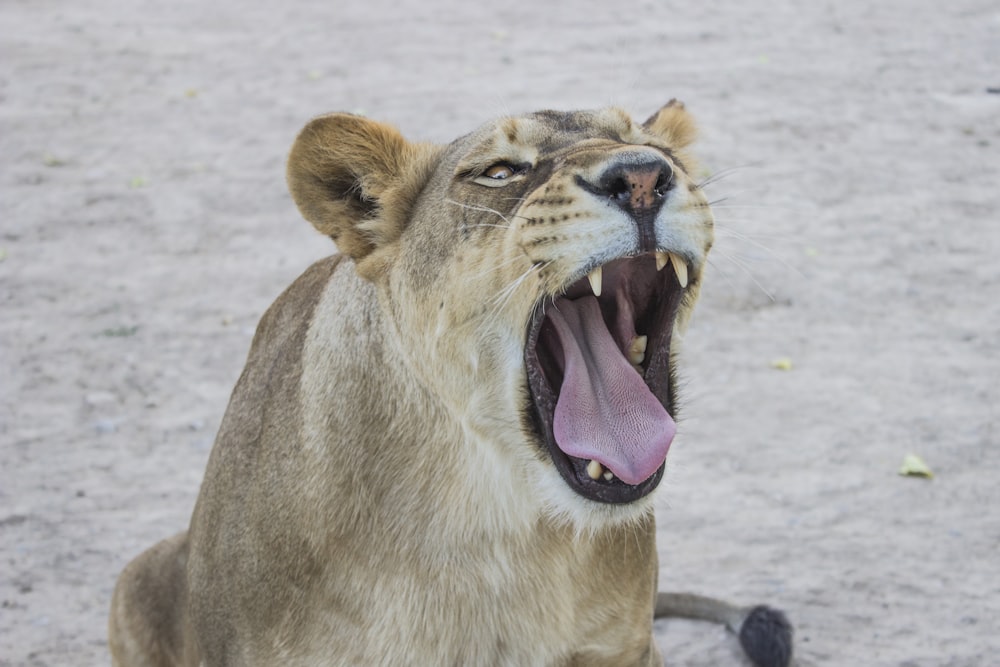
left=484, top=163, right=515, bottom=180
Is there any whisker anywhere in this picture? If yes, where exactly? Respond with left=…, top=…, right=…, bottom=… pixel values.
left=704, top=186, right=762, bottom=206
left=445, top=199, right=513, bottom=226
left=490, top=261, right=549, bottom=317
left=491, top=271, right=530, bottom=309
left=500, top=194, right=530, bottom=205
left=488, top=214, right=531, bottom=228
left=712, top=220, right=794, bottom=234
left=471, top=255, right=525, bottom=280
left=705, top=256, right=738, bottom=293
left=710, top=203, right=813, bottom=212
left=711, top=247, right=776, bottom=301
left=702, top=179, right=810, bottom=298
left=697, top=162, right=763, bottom=189
left=714, top=227, right=805, bottom=279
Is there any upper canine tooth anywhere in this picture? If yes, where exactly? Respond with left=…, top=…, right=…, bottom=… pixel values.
left=586, top=459, right=604, bottom=480
left=670, top=253, right=689, bottom=288
left=588, top=266, right=603, bottom=297
left=655, top=251, right=669, bottom=272
left=628, top=335, right=647, bottom=365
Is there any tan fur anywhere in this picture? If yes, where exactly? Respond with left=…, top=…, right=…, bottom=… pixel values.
left=643, top=100, right=698, bottom=156
left=109, top=103, right=733, bottom=666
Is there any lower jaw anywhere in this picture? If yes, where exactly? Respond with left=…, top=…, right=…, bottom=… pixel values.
left=536, top=466, right=662, bottom=530
left=551, top=450, right=667, bottom=505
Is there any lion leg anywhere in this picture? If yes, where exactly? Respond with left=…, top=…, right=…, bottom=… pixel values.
left=109, top=532, right=200, bottom=667
left=654, top=592, right=793, bottom=667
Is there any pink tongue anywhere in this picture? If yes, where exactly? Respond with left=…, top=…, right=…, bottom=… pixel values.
left=547, top=296, right=675, bottom=485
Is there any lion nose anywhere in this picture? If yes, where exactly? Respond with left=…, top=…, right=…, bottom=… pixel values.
left=594, top=155, right=673, bottom=215
left=584, top=153, right=674, bottom=250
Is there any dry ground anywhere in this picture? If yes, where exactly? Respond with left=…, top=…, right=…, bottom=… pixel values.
left=2, top=0, right=999, bottom=665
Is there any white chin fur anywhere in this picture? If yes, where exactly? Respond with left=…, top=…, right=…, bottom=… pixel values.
left=459, top=393, right=658, bottom=538
left=534, top=464, right=658, bottom=537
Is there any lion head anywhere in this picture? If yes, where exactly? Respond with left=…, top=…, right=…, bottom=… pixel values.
left=286, top=102, right=713, bottom=528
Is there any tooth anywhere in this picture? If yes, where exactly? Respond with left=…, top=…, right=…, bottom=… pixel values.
left=628, top=335, right=647, bottom=365
left=586, top=460, right=604, bottom=480
left=587, top=266, right=602, bottom=297
left=602, top=470, right=615, bottom=481
left=655, top=251, right=669, bottom=272
left=670, top=253, right=688, bottom=288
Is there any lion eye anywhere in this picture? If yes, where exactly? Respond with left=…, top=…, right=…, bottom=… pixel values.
left=484, top=163, right=516, bottom=180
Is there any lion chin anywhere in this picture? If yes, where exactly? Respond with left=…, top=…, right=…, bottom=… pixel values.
left=109, top=102, right=793, bottom=667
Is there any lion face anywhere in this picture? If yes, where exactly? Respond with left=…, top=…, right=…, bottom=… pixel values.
left=287, top=102, right=713, bottom=524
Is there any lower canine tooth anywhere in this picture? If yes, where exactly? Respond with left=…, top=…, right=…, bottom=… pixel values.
left=586, top=460, right=604, bottom=480
left=587, top=266, right=603, bottom=297
left=670, top=253, right=689, bottom=288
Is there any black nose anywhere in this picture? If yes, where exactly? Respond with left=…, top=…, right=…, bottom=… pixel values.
left=595, top=157, right=674, bottom=214
left=579, top=154, right=674, bottom=251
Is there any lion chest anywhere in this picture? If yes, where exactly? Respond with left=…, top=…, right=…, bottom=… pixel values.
left=250, top=529, right=656, bottom=666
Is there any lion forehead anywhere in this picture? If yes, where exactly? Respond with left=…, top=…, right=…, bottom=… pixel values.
left=451, top=106, right=647, bottom=169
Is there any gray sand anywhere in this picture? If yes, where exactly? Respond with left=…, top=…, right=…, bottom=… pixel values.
left=2, top=0, right=999, bottom=664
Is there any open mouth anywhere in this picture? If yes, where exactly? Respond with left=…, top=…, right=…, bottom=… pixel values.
left=525, top=252, right=686, bottom=504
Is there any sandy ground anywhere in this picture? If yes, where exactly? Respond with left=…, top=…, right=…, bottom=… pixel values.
left=2, top=0, right=999, bottom=664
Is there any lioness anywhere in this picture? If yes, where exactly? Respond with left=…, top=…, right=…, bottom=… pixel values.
left=109, top=102, right=792, bottom=666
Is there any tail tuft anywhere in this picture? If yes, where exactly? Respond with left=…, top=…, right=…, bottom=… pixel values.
left=738, top=605, right=794, bottom=667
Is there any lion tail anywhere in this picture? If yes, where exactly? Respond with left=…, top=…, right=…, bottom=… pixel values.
left=654, top=592, right=793, bottom=667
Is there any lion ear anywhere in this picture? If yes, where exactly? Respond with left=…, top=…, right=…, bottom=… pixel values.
left=642, top=100, right=698, bottom=150
left=286, top=113, right=438, bottom=263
